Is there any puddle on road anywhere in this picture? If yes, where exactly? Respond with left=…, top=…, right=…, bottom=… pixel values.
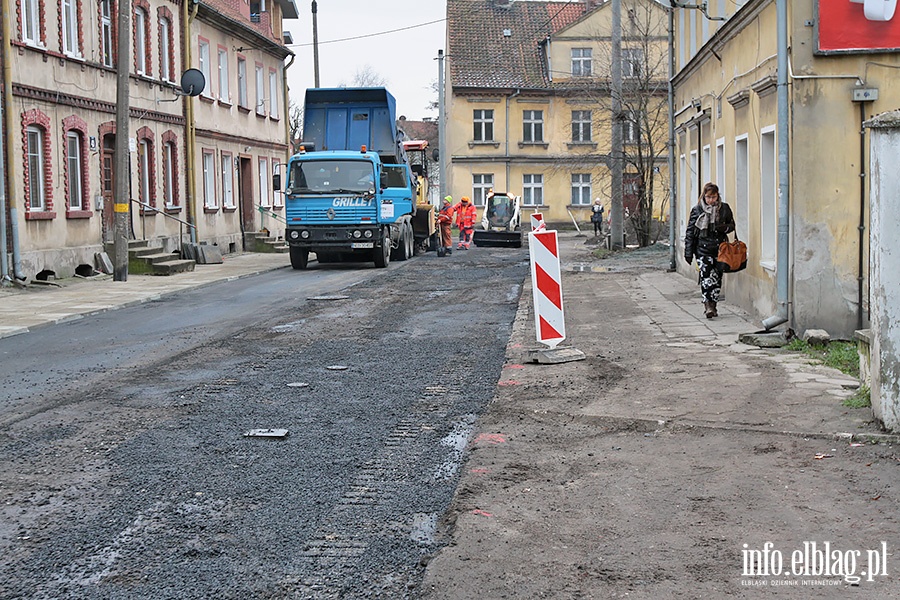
left=433, top=414, right=477, bottom=482
left=410, top=512, right=438, bottom=546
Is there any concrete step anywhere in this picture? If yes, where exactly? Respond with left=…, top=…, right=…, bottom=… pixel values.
left=148, top=259, right=196, bottom=275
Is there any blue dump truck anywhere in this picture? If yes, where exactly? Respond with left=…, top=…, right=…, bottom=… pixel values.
left=276, top=87, right=435, bottom=270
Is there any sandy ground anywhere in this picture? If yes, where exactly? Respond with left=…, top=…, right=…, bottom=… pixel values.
left=421, top=233, right=900, bottom=599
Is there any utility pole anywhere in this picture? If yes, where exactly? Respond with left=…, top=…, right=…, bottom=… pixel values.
left=114, top=0, right=132, bottom=281
left=610, top=0, right=624, bottom=250
left=437, top=49, right=447, bottom=202
left=312, top=1, right=320, bottom=87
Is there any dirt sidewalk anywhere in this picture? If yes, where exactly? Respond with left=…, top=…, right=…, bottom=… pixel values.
left=421, top=234, right=899, bottom=599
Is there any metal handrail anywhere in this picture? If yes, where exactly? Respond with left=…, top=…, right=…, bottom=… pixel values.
left=130, top=199, right=196, bottom=251
left=257, top=204, right=288, bottom=225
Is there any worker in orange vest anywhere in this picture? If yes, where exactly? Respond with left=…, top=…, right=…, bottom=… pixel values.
left=436, top=195, right=455, bottom=257
left=454, top=196, right=478, bottom=250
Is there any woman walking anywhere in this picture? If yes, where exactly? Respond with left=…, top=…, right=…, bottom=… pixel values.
left=684, top=182, right=735, bottom=318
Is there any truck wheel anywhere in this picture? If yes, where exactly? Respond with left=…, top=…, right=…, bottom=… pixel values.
left=374, top=229, right=391, bottom=268
left=290, top=247, right=309, bottom=270
left=396, top=222, right=412, bottom=261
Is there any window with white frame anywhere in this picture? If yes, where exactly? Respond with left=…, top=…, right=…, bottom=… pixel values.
left=735, top=136, right=749, bottom=241
left=255, top=64, right=265, bottom=114
left=624, top=110, right=641, bottom=144
left=523, top=110, right=543, bottom=143
left=22, top=0, right=41, bottom=44
left=523, top=174, right=543, bottom=206
left=138, top=138, right=152, bottom=207
left=259, top=158, right=270, bottom=207
left=218, top=47, right=229, bottom=101
left=472, top=173, right=493, bottom=207
left=623, top=48, right=643, bottom=79
left=272, top=159, right=283, bottom=207
left=571, top=48, right=591, bottom=77
left=269, top=69, right=279, bottom=118
left=473, top=109, right=493, bottom=142
left=571, top=173, right=591, bottom=205
left=100, top=0, right=113, bottom=67
left=159, top=16, right=173, bottom=82
left=199, top=40, right=211, bottom=97
left=571, top=110, right=591, bottom=143
left=760, top=127, right=777, bottom=264
left=221, top=153, right=234, bottom=209
left=237, top=58, right=248, bottom=108
left=26, top=126, right=46, bottom=210
left=66, top=131, right=84, bottom=210
left=62, top=0, right=80, bottom=56
left=202, top=151, right=217, bottom=209
left=134, top=7, right=147, bottom=75
left=163, top=141, right=176, bottom=208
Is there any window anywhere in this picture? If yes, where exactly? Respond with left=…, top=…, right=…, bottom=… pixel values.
left=259, top=158, right=270, bottom=207
left=22, top=0, right=41, bottom=44
left=163, top=141, right=177, bottom=209
left=218, top=47, right=229, bottom=101
left=523, top=110, right=543, bottom=143
left=760, top=127, right=777, bottom=264
left=237, top=58, right=248, bottom=108
left=735, top=135, right=749, bottom=241
left=134, top=7, right=148, bottom=75
left=268, top=69, right=279, bottom=118
left=62, top=0, right=80, bottom=56
left=272, top=159, right=283, bottom=207
left=572, top=48, right=591, bottom=77
left=137, top=138, right=154, bottom=208
left=523, top=174, right=543, bottom=206
left=199, top=40, right=211, bottom=98
left=66, top=132, right=84, bottom=210
left=255, top=64, right=265, bottom=114
left=202, top=150, right=217, bottom=209
left=159, top=15, right=173, bottom=82
left=473, top=109, right=493, bottom=142
left=624, top=110, right=641, bottom=144
left=571, top=110, right=591, bottom=143
left=221, top=153, right=234, bottom=209
left=571, top=173, right=591, bottom=206
left=26, top=126, right=46, bottom=211
left=623, top=48, right=643, bottom=79
left=100, top=0, right=113, bottom=67
left=472, top=174, right=493, bottom=207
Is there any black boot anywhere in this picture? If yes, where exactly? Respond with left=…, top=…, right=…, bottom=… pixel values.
left=704, top=301, right=715, bottom=319
left=709, top=301, right=718, bottom=317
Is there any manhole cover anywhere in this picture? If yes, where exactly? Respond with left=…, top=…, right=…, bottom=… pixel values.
left=287, top=382, right=310, bottom=388
left=326, top=365, right=349, bottom=371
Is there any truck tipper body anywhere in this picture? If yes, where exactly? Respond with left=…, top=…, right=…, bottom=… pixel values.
left=280, top=87, right=434, bottom=269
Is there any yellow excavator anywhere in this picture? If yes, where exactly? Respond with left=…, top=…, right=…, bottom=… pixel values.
left=401, top=140, right=438, bottom=253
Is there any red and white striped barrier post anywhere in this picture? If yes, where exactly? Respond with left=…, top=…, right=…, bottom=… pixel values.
left=530, top=212, right=546, bottom=232
left=528, top=229, right=565, bottom=349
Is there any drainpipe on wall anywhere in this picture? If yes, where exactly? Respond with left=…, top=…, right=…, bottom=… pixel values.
left=183, top=0, right=200, bottom=243
left=667, top=4, right=677, bottom=271
left=1, top=4, right=25, bottom=281
left=505, top=89, right=520, bottom=189
left=762, top=0, right=791, bottom=330
left=283, top=53, right=295, bottom=156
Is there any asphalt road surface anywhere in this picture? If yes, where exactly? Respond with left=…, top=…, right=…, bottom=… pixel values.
left=0, top=248, right=528, bottom=599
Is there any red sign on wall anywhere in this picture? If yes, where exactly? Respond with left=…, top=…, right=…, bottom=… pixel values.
left=818, top=0, right=900, bottom=52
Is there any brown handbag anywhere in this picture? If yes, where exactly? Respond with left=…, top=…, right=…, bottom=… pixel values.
left=717, top=233, right=747, bottom=273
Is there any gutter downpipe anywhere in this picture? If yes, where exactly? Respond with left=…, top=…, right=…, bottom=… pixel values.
left=283, top=53, right=295, bottom=155
left=667, top=3, right=677, bottom=271
left=184, top=0, right=200, bottom=243
left=763, top=0, right=790, bottom=330
left=1, top=4, right=25, bottom=281
left=505, top=88, right=521, bottom=188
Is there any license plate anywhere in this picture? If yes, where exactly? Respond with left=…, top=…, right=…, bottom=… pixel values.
left=350, top=242, right=373, bottom=249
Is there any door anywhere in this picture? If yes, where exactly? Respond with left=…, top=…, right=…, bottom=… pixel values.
left=239, top=156, right=255, bottom=245
left=101, top=134, right=116, bottom=243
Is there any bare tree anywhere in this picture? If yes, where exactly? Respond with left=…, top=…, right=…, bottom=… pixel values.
left=289, top=100, right=303, bottom=152
left=339, top=64, right=388, bottom=88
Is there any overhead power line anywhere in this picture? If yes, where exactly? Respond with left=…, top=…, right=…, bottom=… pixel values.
left=287, top=18, right=446, bottom=48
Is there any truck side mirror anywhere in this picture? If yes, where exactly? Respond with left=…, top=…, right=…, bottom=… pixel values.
left=380, top=172, right=388, bottom=190
left=272, top=173, right=281, bottom=191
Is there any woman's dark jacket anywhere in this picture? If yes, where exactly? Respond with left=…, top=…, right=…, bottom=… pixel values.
left=684, top=202, right=735, bottom=261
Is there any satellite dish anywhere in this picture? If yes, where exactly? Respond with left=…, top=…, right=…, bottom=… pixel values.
left=180, top=69, right=205, bottom=97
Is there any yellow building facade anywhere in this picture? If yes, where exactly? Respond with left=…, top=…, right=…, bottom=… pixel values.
left=446, top=0, right=669, bottom=235
left=672, top=0, right=900, bottom=337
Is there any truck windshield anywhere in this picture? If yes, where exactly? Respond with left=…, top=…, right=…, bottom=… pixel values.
left=287, top=160, right=375, bottom=194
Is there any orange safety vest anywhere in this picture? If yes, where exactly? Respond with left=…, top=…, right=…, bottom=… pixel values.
left=437, top=203, right=454, bottom=225
left=454, top=202, right=478, bottom=229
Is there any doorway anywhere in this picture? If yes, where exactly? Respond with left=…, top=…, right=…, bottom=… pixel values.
left=239, top=156, right=255, bottom=248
